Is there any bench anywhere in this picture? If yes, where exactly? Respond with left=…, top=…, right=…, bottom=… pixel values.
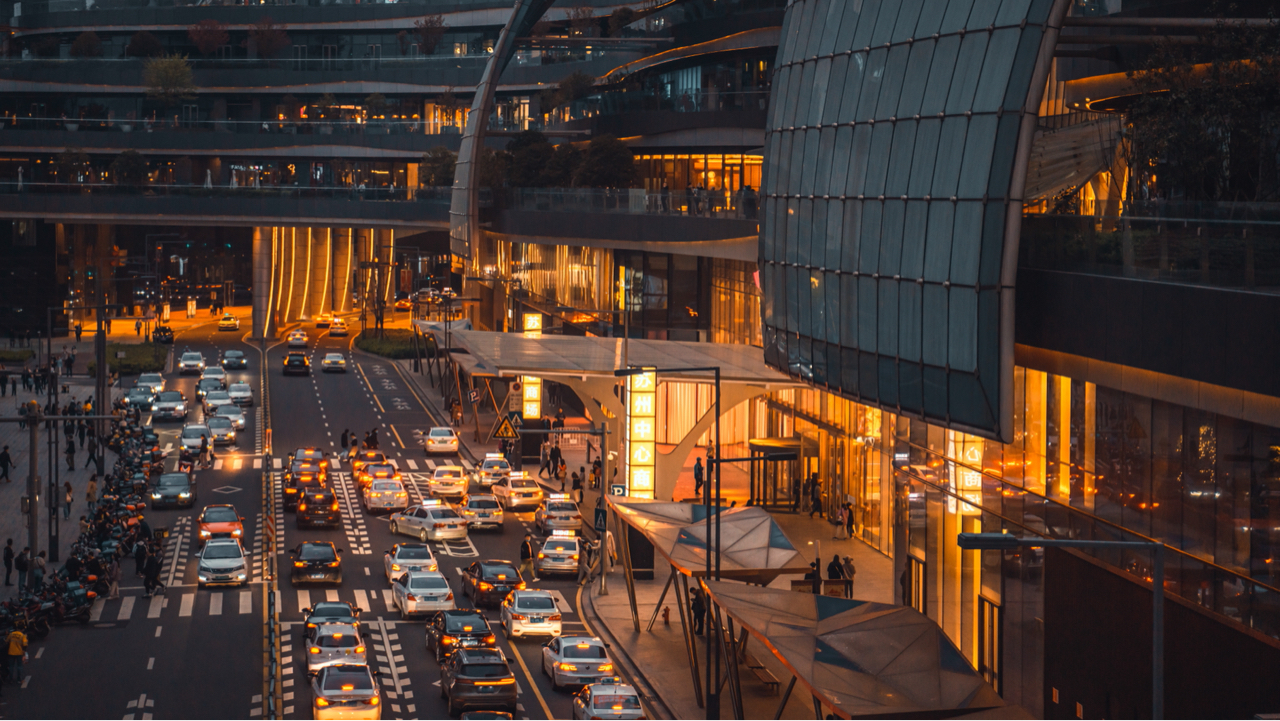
left=741, top=648, right=780, bottom=694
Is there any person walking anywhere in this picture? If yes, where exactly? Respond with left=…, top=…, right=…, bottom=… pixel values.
left=340, top=429, right=349, bottom=453
left=199, top=435, right=210, bottom=470
left=844, top=502, right=855, bottom=540
left=13, top=548, right=28, bottom=592
left=77, top=421, right=86, bottom=450
left=690, top=587, right=706, bottom=636
left=30, top=551, right=46, bottom=591
left=64, top=439, right=75, bottom=471
left=519, top=532, right=538, bottom=583
left=571, top=471, right=583, bottom=504
left=807, top=472, right=823, bottom=519
left=0, top=446, right=13, bottom=484
left=841, top=555, right=857, bottom=594
left=62, top=482, right=73, bottom=520
left=134, top=539, right=148, bottom=577
left=6, top=624, right=26, bottom=684
left=693, top=457, right=704, bottom=497
left=556, top=460, right=567, bottom=492
left=576, top=538, right=598, bottom=586
left=2, top=540, right=12, bottom=587
left=142, top=549, right=164, bottom=598
left=0, top=371, right=7, bottom=398
left=84, top=433, right=98, bottom=469
left=834, top=504, right=848, bottom=539
left=134, top=319, right=142, bottom=336
left=74, top=323, right=83, bottom=343
left=538, top=441, right=551, bottom=479
left=107, top=555, right=121, bottom=600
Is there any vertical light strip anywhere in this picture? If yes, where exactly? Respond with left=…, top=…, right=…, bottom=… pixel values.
left=1056, top=375, right=1071, bottom=498
left=265, top=227, right=277, bottom=318
left=341, top=228, right=353, bottom=313
left=383, top=228, right=396, bottom=302
left=284, top=227, right=296, bottom=322
left=320, top=228, right=331, bottom=313
left=521, top=313, right=542, bottom=420
left=301, top=227, right=313, bottom=319
left=626, top=369, right=657, bottom=499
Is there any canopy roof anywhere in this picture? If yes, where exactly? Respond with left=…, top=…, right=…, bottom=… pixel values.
left=443, top=330, right=798, bottom=386
left=607, top=498, right=810, bottom=584
left=701, top=581, right=1006, bottom=719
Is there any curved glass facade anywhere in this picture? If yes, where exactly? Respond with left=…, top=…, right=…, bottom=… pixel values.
left=760, top=0, right=1065, bottom=441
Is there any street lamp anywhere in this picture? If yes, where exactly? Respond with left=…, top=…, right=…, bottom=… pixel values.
left=956, top=532, right=1166, bottom=719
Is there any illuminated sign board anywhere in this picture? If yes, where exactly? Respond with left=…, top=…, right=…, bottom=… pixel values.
left=521, top=314, right=542, bottom=419
left=626, top=369, right=656, bottom=499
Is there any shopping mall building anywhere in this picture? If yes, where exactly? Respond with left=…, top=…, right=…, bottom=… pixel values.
left=3, top=0, right=1280, bottom=715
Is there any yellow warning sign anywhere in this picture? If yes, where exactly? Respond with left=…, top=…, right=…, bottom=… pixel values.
left=492, top=416, right=520, bottom=440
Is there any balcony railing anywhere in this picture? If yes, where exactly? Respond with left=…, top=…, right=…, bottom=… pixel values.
left=543, top=88, right=770, bottom=127
left=2, top=115, right=439, bottom=136
left=0, top=180, right=452, bottom=201
left=503, top=186, right=761, bottom=220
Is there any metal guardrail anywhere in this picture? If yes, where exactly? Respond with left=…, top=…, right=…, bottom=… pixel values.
left=259, top=337, right=282, bottom=720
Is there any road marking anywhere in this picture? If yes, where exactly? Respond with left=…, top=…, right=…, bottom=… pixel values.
left=508, top=633, right=554, bottom=719
left=148, top=595, right=163, bottom=618
left=296, top=590, right=310, bottom=613
left=426, top=460, right=436, bottom=470
left=117, top=596, right=135, bottom=620
left=233, top=459, right=243, bottom=470
left=331, top=458, right=342, bottom=470
left=326, top=589, right=340, bottom=602
left=364, top=567, right=370, bottom=576
left=209, top=592, right=223, bottom=615
left=273, top=458, right=282, bottom=470
left=353, top=589, right=372, bottom=612
left=155, top=626, right=162, bottom=638
left=390, top=425, right=405, bottom=449
left=405, top=459, right=418, bottom=470
left=179, top=593, right=195, bottom=617
left=240, top=590, right=253, bottom=614
left=147, top=657, right=154, bottom=670
left=382, top=589, right=395, bottom=609
left=34, top=647, right=43, bottom=659
left=253, top=458, right=263, bottom=469
left=213, top=459, right=223, bottom=470
left=90, top=598, right=105, bottom=622
left=163, top=443, right=173, bottom=453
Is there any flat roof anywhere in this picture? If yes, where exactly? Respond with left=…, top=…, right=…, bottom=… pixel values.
left=448, top=330, right=799, bottom=386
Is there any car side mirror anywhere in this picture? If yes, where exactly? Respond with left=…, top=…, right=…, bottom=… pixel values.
left=302, top=607, right=311, bottom=615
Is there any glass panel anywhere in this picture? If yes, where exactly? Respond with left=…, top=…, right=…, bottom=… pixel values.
left=986, top=113, right=1023, bottom=199
left=944, top=32, right=990, bottom=116
left=811, top=198, right=829, bottom=270
left=948, top=287, right=977, bottom=372
left=877, top=278, right=899, bottom=357
left=863, top=123, right=895, bottom=197
left=811, top=270, right=826, bottom=342
left=930, top=116, right=969, bottom=198
left=816, top=0, right=850, bottom=55
left=855, top=48, right=889, bottom=121
left=923, top=200, right=955, bottom=283
left=840, top=272, right=858, bottom=348
left=892, top=0, right=928, bottom=42
left=829, top=126, right=855, bottom=196
left=995, top=0, right=1035, bottom=26
left=838, top=52, right=869, bottom=120
left=798, top=266, right=812, bottom=338
left=840, top=201, right=863, bottom=272
left=913, top=0, right=951, bottom=37
left=897, top=38, right=937, bottom=118
left=857, top=276, right=878, bottom=353
left=885, top=120, right=918, bottom=198
left=825, top=202, right=846, bottom=270
left=908, top=118, right=943, bottom=197
left=1002, top=26, right=1044, bottom=111
left=920, top=35, right=962, bottom=115
left=899, top=282, right=922, bottom=362
left=922, top=284, right=948, bottom=366
left=972, top=28, right=1021, bottom=112
left=799, top=129, right=821, bottom=197
left=950, top=201, right=984, bottom=287
left=785, top=198, right=801, bottom=265
left=796, top=198, right=814, bottom=267
left=826, top=270, right=841, bottom=344
left=938, top=0, right=978, bottom=35
left=957, top=114, right=998, bottom=198
left=979, top=201, right=1005, bottom=286
left=824, top=54, right=853, bottom=126
left=784, top=265, right=799, bottom=332
left=844, top=124, right=874, bottom=198
left=901, top=199, right=928, bottom=279
left=850, top=2, right=886, bottom=50
left=879, top=199, right=906, bottom=277
left=783, top=64, right=810, bottom=129
left=875, top=45, right=912, bottom=120
left=858, top=199, right=883, bottom=272
left=807, top=57, right=834, bottom=128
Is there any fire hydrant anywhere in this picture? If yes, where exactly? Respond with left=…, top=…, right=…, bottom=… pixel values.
left=662, top=606, right=671, bottom=626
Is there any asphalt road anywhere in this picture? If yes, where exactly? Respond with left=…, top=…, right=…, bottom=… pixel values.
left=4, top=317, right=613, bottom=720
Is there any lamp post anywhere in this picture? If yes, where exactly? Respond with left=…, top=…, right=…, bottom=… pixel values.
left=956, top=532, right=1166, bottom=719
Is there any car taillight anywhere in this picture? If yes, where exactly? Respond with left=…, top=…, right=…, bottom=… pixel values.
left=328, top=561, right=340, bottom=567
left=315, top=698, right=330, bottom=708
left=510, top=613, right=526, bottom=621
left=478, top=582, right=493, bottom=591
left=599, top=663, right=614, bottom=673
left=516, top=582, right=527, bottom=590
left=406, top=594, right=416, bottom=602
left=365, top=697, right=379, bottom=706
left=537, top=553, right=545, bottom=559
left=572, top=555, right=579, bottom=561
left=294, top=561, right=305, bottom=567
left=550, top=613, right=561, bottom=621
left=559, top=662, right=578, bottom=671
left=297, top=504, right=306, bottom=512
left=441, top=636, right=456, bottom=644
left=355, top=646, right=365, bottom=654
left=330, top=502, right=339, bottom=511
left=445, top=592, right=454, bottom=601
left=309, top=647, right=320, bottom=654
left=483, top=634, right=496, bottom=645
left=434, top=523, right=447, bottom=529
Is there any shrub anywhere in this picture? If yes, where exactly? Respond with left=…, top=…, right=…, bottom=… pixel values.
left=187, top=19, right=229, bottom=57
left=354, top=329, right=432, bottom=359
left=70, top=31, right=103, bottom=58
left=574, top=135, right=638, bottom=188
left=126, top=31, right=164, bottom=58
left=111, top=150, right=149, bottom=187
left=87, top=343, right=168, bottom=376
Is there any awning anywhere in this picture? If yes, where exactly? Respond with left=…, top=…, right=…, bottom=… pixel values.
left=701, top=580, right=1007, bottom=719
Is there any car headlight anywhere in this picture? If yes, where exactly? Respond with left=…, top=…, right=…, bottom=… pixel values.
left=151, top=405, right=158, bottom=411
left=179, top=492, right=191, bottom=498
left=199, top=530, right=211, bottom=538
left=236, top=572, right=247, bottom=580
left=151, top=493, right=161, bottom=499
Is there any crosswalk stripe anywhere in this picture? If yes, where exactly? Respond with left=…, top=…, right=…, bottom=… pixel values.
left=426, top=460, right=437, bottom=470
left=240, top=590, right=253, bottom=614
left=461, top=459, right=472, bottom=470
left=179, top=593, right=195, bottom=617
left=353, top=589, right=372, bottom=613
left=253, top=458, right=263, bottom=469
left=326, top=589, right=340, bottom=602
left=382, top=590, right=394, bottom=610
left=209, top=592, right=223, bottom=616
left=213, top=459, right=223, bottom=470
left=331, top=458, right=342, bottom=470
left=89, top=598, right=105, bottom=622
left=148, top=595, right=163, bottom=619
left=164, top=443, right=173, bottom=453
left=406, top=460, right=418, bottom=470
left=233, top=459, right=243, bottom=470
left=297, top=590, right=310, bottom=614
left=117, top=596, right=135, bottom=620
left=273, top=458, right=283, bottom=470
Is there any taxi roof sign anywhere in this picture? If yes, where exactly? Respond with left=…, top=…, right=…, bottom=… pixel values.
left=421, top=499, right=444, bottom=507
left=485, top=453, right=504, bottom=459
left=550, top=530, right=576, bottom=538
left=548, top=493, right=570, bottom=500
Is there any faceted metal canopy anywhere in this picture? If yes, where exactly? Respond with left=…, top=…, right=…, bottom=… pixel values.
left=608, top=498, right=811, bottom=584
left=702, top=580, right=1007, bottom=719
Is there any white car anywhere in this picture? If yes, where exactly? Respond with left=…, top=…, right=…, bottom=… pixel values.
left=315, top=313, right=334, bottom=328
left=572, top=683, right=645, bottom=720
left=428, top=466, right=468, bottom=500
left=310, top=664, right=380, bottom=721
left=287, top=330, right=308, bottom=348
left=424, top=427, right=459, bottom=455
left=151, top=390, right=187, bottom=420
left=203, top=390, right=233, bottom=415
left=196, top=538, right=248, bottom=587
left=391, top=571, right=455, bottom=619
left=389, top=502, right=469, bottom=542
left=179, top=424, right=211, bottom=452
left=493, top=473, right=544, bottom=510
left=306, top=623, right=367, bottom=673
left=206, top=416, right=237, bottom=446
left=329, top=319, right=349, bottom=337
left=383, top=542, right=438, bottom=580
left=227, top=382, right=254, bottom=406
left=321, top=353, right=347, bottom=373
left=178, top=351, right=206, bottom=375
left=536, top=495, right=584, bottom=534
left=476, top=455, right=511, bottom=487
left=536, top=532, right=581, bottom=576
left=200, top=367, right=228, bottom=387
left=363, top=479, right=409, bottom=513
left=542, top=636, right=615, bottom=691
left=212, top=404, right=246, bottom=430
left=137, top=373, right=165, bottom=394
left=459, top=494, right=504, bottom=530
left=500, top=589, right=562, bottom=639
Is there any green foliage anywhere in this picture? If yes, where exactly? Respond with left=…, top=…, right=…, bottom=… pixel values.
left=54, top=148, right=91, bottom=183
left=544, top=144, right=583, bottom=187
left=364, top=92, right=389, bottom=116
left=478, top=147, right=509, bottom=189
left=70, top=31, right=103, bottom=58
left=87, top=343, right=168, bottom=376
left=574, top=135, right=638, bottom=188
left=506, top=131, right=556, bottom=187
left=420, top=146, right=456, bottom=187
left=414, top=14, right=446, bottom=55
left=354, top=329, right=429, bottom=359
left=111, top=150, right=149, bottom=187
left=126, top=31, right=164, bottom=58
left=608, top=7, right=637, bottom=36
left=0, top=349, right=34, bottom=363
left=143, top=54, right=197, bottom=106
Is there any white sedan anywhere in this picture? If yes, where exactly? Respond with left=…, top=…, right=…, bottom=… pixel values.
left=571, top=683, right=645, bottom=720
left=500, top=589, right=562, bottom=639
left=287, top=330, right=308, bottom=348
left=363, top=479, right=409, bottom=513
left=211, top=404, right=246, bottom=430
left=321, top=353, right=347, bottom=372
left=542, top=636, right=615, bottom=690
left=391, top=571, right=455, bottom=619
left=428, top=466, right=468, bottom=499
left=383, top=542, right=438, bottom=580
left=424, top=426, right=459, bottom=455
left=227, top=382, right=254, bottom=406
left=493, top=474, right=544, bottom=511
left=389, top=502, right=469, bottom=542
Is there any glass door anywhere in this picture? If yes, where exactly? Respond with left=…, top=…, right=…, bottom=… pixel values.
left=978, top=596, right=1002, bottom=695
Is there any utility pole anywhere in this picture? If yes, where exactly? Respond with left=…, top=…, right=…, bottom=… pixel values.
left=25, top=402, right=40, bottom=559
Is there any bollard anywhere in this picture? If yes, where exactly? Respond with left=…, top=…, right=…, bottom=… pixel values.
left=662, top=606, right=670, bottom=626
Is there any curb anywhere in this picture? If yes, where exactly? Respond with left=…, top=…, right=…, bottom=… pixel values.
left=578, top=583, right=678, bottom=721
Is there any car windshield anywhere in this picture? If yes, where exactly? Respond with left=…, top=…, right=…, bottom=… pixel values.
left=563, top=644, right=607, bottom=659
left=202, top=507, right=238, bottom=523
left=311, top=603, right=354, bottom=618
left=409, top=576, right=448, bottom=590
left=318, top=633, right=359, bottom=649
left=320, top=669, right=373, bottom=692
left=156, top=392, right=182, bottom=402
left=325, top=354, right=344, bottom=361
left=460, top=664, right=509, bottom=678
left=595, top=695, right=642, bottom=709
left=198, top=380, right=220, bottom=389
left=182, top=427, right=209, bottom=439
left=429, top=429, right=454, bottom=437
left=181, top=354, right=201, bottom=362
left=547, top=502, right=577, bottom=512
left=372, top=482, right=400, bottom=491
left=482, top=460, right=509, bottom=471
left=292, top=463, right=320, bottom=473
left=299, top=545, right=336, bottom=562
left=128, top=390, right=150, bottom=398
left=544, top=541, right=577, bottom=553
left=206, top=392, right=231, bottom=402
left=444, top=612, right=488, bottom=633
left=468, top=499, right=500, bottom=509
left=512, top=480, right=538, bottom=490
left=224, top=351, right=243, bottom=359
left=214, top=406, right=240, bottom=417
left=230, top=383, right=251, bottom=392
left=397, top=547, right=432, bottom=560
left=368, top=465, right=396, bottom=476
left=157, top=474, right=188, bottom=488
left=481, top=564, right=519, bottom=580
left=360, top=453, right=385, bottom=462
left=517, top=596, right=556, bottom=610
left=287, top=356, right=305, bottom=364
left=207, top=417, right=232, bottom=430
left=429, top=509, right=461, bottom=520
left=203, top=544, right=241, bottom=560
left=305, top=492, right=332, bottom=504
left=139, top=374, right=162, bottom=383
left=435, top=470, right=463, bottom=479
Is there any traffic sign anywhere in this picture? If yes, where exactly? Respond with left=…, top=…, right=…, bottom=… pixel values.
left=610, top=484, right=627, bottom=497
left=468, top=389, right=480, bottom=404
left=594, top=508, right=608, bottom=533
left=507, top=411, right=524, bottom=428
left=492, top=416, right=519, bottom=440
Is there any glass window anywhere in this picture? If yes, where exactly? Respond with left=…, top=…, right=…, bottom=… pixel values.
left=838, top=52, right=868, bottom=120
left=920, top=35, right=961, bottom=115
left=825, top=201, right=846, bottom=269
left=849, top=5, right=882, bottom=50
left=840, top=201, right=863, bottom=272
left=811, top=198, right=829, bottom=269
left=840, top=272, right=858, bottom=349
left=930, top=117, right=969, bottom=198
left=892, top=0, right=928, bottom=42
left=799, top=129, right=822, bottom=197
left=824, top=55, right=852, bottom=126
left=987, top=113, right=1023, bottom=199
left=844, top=125, right=874, bottom=198
left=901, top=199, right=928, bottom=279
left=996, top=0, right=1038, bottom=26
left=879, top=199, right=905, bottom=277
left=957, top=115, right=998, bottom=198
left=792, top=64, right=815, bottom=130
left=966, top=0, right=1000, bottom=29
left=898, top=282, right=922, bottom=363
left=813, top=127, right=839, bottom=206
left=857, top=276, right=878, bottom=353
left=785, top=265, right=800, bottom=332
left=908, top=118, right=942, bottom=198
left=796, top=198, right=814, bottom=267
left=810, top=270, right=825, bottom=342
left=863, top=123, right=894, bottom=197
left=816, top=0, right=849, bottom=55
left=913, top=0, right=950, bottom=37
left=972, top=29, right=1020, bottom=112
left=897, top=38, right=936, bottom=118
left=923, top=201, right=955, bottom=283
left=944, top=32, right=990, bottom=115
left=979, top=201, right=1005, bottom=287
left=854, top=48, right=888, bottom=120
left=939, top=0, right=978, bottom=35
left=949, top=201, right=984, bottom=287
left=877, top=278, right=898, bottom=356
left=947, top=287, right=977, bottom=373
left=1002, top=27, right=1045, bottom=112
left=807, top=57, right=834, bottom=129
left=858, top=200, right=883, bottom=272
left=825, top=270, right=841, bottom=344
left=875, top=45, right=911, bottom=120
left=922, top=284, right=948, bottom=367
left=885, top=121, right=917, bottom=198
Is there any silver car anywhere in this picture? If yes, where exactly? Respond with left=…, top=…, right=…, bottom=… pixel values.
left=206, top=416, right=237, bottom=446
left=536, top=496, right=584, bottom=534
left=311, top=664, right=380, bottom=720
left=212, top=404, right=246, bottom=430
left=383, top=542, right=438, bottom=580
left=362, top=480, right=409, bottom=513
left=197, top=538, right=248, bottom=587
left=200, top=367, right=228, bottom=387
left=389, top=503, right=469, bottom=542
left=391, top=571, right=455, bottom=619
left=137, top=372, right=165, bottom=394
left=151, top=391, right=187, bottom=421
left=542, top=636, right=616, bottom=690
left=459, top=494, right=504, bottom=529
left=476, top=456, right=511, bottom=487
left=227, top=382, right=254, bottom=406
left=203, top=390, right=233, bottom=415
left=306, top=623, right=368, bottom=673
left=178, top=352, right=205, bottom=375
left=179, top=424, right=211, bottom=452
left=536, top=534, right=581, bottom=576
left=572, top=683, right=645, bottom=720
left=428, top=466, right=468, bottom=499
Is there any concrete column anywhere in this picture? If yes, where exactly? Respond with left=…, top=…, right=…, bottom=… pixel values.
left=251, top=226, right=275, bottom=339
left=333, top=228, right=353, bottom=313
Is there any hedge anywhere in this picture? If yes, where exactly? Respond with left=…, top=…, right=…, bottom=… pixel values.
left=353, top=329, right=435, bottom=360
left=0, top=349, right=34, bottom=363
left=87, top=343, right=169, bottom=376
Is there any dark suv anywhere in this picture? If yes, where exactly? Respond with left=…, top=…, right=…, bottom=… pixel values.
left=297, top=488, right=341, bottom=528
left=283, top=351, right=310, bottom=375
left=461, top=560, right=525, bottom=607
left=283, top=461, right=326, bottom=512
left=426, top=609, right=496, bottom=662
left=289, top=541, right=342, bottom=586
left=441, top=648, right=518, bottom=716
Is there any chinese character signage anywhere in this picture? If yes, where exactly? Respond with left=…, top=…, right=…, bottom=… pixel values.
left=626, top=369, right=656, bottom=498
left=521, top=374, right=541, bottom=420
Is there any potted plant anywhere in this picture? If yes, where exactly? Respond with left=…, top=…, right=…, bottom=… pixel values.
left=63, top=113, right=79, bottom=132
left=121, top=111, right=135, bottom=133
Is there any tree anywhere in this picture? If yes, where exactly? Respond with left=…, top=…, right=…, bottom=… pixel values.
left=574, top=135, right=638, bottom=188
left=125, top=31, right=164, bottom=58
left=543, top=143, right=583, bottom=187
left=110, top=150, right=149, bottom=188
left=506, top=130, right=556, bottom=187
left=54, top=148, right=91, bottom=184
left=477, top=147, right=509, bottom=189
left=558, top=71, right=595, bottom=105
left=70, top=31, right=103, bottom=58
left=244, top=16, right=290, bottom=60
left=567, top=6, right=596, bottom=37
left=364, top=92, right=389, bottom=118
left=317, top=92, right=338, bottom=120
left=608, top=7, right=637, bottom=37
left=414, top=14, right=446, bottom=55
left=420, top=146, right=456, bottom=187
left=187, top=19, right=229, bottom=57
left=143, top=54, right=197, bottom=107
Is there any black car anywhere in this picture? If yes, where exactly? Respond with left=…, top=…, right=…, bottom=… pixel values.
left=283, top=461, right=326, bottom=512
left=301, top=601, right=361, bottom=639
left=283, top=352, right=310, bottom=376
left=461, top=561, right=525, bottom=608
left=195, top=378, right=223, bottom=399
left=150, top=472, right=196, bottom=509
left=441, top=648, right=518, bottom=716
left=290, top=541, right=342, bottom=586
left=297, top=488, right=341, bottom=528
left=427, top=609, right=497, bottom=662
left=151, top=326, right=174, bottom=344
left=221, top=350, right=248, bottom=369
